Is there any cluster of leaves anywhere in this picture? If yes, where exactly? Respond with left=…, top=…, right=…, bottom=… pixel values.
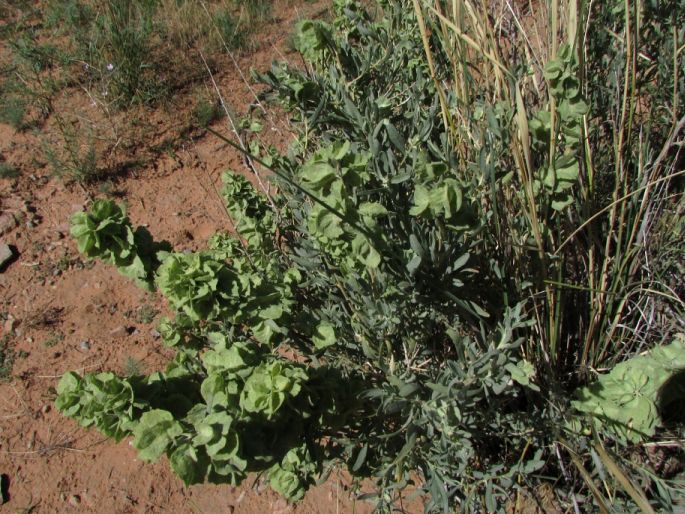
left=56, top=1, right=685, bottom=512
left=573, top=336, right=685, bottom=444
left=530, top=43, right=589, bottom=211
left=70, top=200, right=169, bottom=290
left=60, top=191, right=357, bottom=501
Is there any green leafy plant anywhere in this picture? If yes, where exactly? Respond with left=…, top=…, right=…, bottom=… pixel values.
left=56, top=371, right=138, bottom=441
left=573, top=336, right=685, bottom=443
left=70, top=199, right=169, bottom=289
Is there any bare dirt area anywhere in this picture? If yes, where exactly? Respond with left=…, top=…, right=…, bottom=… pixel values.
left=0, top=1, right=379, bottom=512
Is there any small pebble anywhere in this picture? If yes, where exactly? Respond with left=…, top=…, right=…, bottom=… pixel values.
left=68, top=494, right=81, bottom=506
left=0, top=213, right=17, bottom=236
left=0, top=243, right=13, bottom=270
left=109, top=325, right=128, bottom=337
left=150, top=329, right=161, bottom=339
left=3, top=317, right=16, bottom=333
left=41, top=404, right=51, bottom=414
left=79, top=340, right=91, bottom=351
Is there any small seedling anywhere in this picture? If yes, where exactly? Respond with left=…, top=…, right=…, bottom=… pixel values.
left=0, top=334, right=14, bottom=380
left=0, top=96, right=27, bottom=130
left=123, top=356, right=143, bottom=377
left=43, top=330, right=65, bottom=348
left=134, top=304, right=159, bottom=324
left=193, top=97, right=223, bottom=128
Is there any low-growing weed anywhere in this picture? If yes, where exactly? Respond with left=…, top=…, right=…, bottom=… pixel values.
left=193, top=96, right=223, bottom=128
left=0, top=96, right=28, bottom=130
left=99, top=0, right=158, bottom=106
left=42, top=331, right=65, bottom=348
left=236, top=0, right=272, bottom=24
left=0, top=335, right=14, bottom=380
left=134, top=304, right=159, bottom=324
left=123, top=356, right=144, bottom=377
left=44, top=121, right=99, bottom=184
left=9, top=35, right=64, bottom=72
left=0, top=162, right=20, bottom=178
left=214, top=8, right=248, bottom=50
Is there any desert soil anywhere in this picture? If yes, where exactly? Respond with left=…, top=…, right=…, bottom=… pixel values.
left=0, top=2, right=381, bottom=512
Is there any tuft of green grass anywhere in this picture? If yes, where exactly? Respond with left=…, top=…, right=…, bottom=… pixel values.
left=44, top=113, right=101, bottom=183
left=0, top=162, right=20, bottom=178
left=214, top=8, right=248, bottom=50
left=9, top=35, right=64, bottom=72
left=237, top=0, right=272, bottom=24
left=123, top=356, right=143, bottom=377
left=0, top=96, right=28, bottom=130
left=99, top=0, right=158, bottom=106
left=193, top=96, right=223, bottom=128
left=134, top=303, right=159, bottom=324
left=0, top=335, right=14, bottom=380
left=43, top=330, right=65, bottom=348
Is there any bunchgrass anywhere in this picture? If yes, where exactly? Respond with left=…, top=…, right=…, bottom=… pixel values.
left=0, top=335, right=14, bottom=380
left=44, top=113, right=100, bottom=183
left=0, top=96, right=27, bottom=130
left=411, top=0, right=685, bottom=507
left=0, top=162, right=20, bottom=178
left=193, top=94, right=224, bottom=128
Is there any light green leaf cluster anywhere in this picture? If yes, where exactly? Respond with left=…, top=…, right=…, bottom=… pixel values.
left=241, top=361, right=308, bottom=418
left=55, top=371, right=139, bottom=441
left=70, top=199, right=169, bottom=289
left=56, top=325, right=334, bottom=495
left=155, top=248, right=299, bottom=345
left=189, top=408, right=246, bottom=477
left=409, top=178, right=464, bottom=221
left=221, top=172, right=276, bottom=252
left=300, top=142, right=387, bottom=271
left=544, top=44, right=589, bottom=142
left=133, top=409, right=184, bottom=461
left=294, top=20, right=334, bottom=62
left=529, top=43, right=589, bottom=212
left=156, top=252, right=247, bottom=322
left=268, top=445, right=319, bottom=501
left=572, top=337, right=685, bottom=443
left=505, top=359, right=540, bottom=392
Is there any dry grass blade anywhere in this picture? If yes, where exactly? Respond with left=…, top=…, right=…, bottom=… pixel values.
left=411, top=0, right=452, bottom=137
left=593, top=441, right=655, bottom=514
left=564, top=443, right=611, bottom=514
left=555, top=168, right=685, bottom=255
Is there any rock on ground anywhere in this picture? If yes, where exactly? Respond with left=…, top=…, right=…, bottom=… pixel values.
left=0, top=243, right=13, bottom=270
